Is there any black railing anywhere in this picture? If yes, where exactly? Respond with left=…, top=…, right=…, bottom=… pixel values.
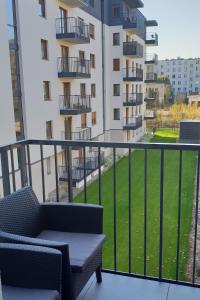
left=145, top=53, right=158, bottom=63
left=145, top=72, right=158, bottom=81
left=57, top=57, right=91, bottom=76
left=146, top=32, right=158, bottom=44
left=61, top=127, right=91, bottom=141
left=56, top=17, right=89, bottom=39
left=123, top=93, right=143, bottom=105
left=123, top=115, right=143, bottom=128
left=59, top=95, right=91, bottom=112
left=0, top=139, right=200, bottom=289
left=123, top=42, right=143, bottom=57
left=123, top=68, right=143, bottom=81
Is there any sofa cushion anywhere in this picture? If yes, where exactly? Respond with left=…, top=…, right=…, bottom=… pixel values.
left=37, top=230, right=105, bottom=273
left=0, top=187, right=41, bottom=237
left=2, top=285, right=59, bottom=300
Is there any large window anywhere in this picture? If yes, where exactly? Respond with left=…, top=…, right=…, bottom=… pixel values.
left=113, top=84, right=120, bottom=96
left=113, top=108, right=120, bottom=120
left=38, top=0, right=46, bottom=18
left=43, top=81, right=51, bottom=101
left=113, top=59, right=120, bottom=71
left=41, top=39, right=48, bottom=60
left=46, top=121, right=53, bottom=139
left=112, top=5, right=120, bottom=18
left=89, top=23, right=95, bottom=39
left=113, top=33, right=120, bottom=46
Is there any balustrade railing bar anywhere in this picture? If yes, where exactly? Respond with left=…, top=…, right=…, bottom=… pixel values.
left=83, top=147, right=87, bottom=204
left=10, top=147, right=16, bottom=192
left=54, top=145, right=59, bottom=202
left=113, top=148, right=117, bottom=272
left=159, top=149, right=164, bottom=280
left=128, top=148, right=132, bottom=274
left=176, top=150, right=182, bottom=281
left=144, top=149, right=148, bottom=276
left=27, top=144, right=32, bottom=187
left=192, top=150, right=200, bottom=283
left=98, top=146, right=102, bottom=205
left=67, top=146, right=73, bottom=203
left=40, top=144, right=45, bottom=203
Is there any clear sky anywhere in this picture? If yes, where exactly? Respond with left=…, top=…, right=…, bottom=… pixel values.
left=142, top=0, right=200, bottom=60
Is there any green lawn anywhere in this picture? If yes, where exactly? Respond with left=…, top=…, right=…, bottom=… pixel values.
left=75, top=137, right=196, bottom=280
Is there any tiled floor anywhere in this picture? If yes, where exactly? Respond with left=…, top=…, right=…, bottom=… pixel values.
left=78, top=273, right=200, bottom=300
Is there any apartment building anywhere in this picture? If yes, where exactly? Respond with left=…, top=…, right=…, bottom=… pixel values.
left=0, top=0, right=158, bottom=198
left=157, top=57, right=200, bottom=96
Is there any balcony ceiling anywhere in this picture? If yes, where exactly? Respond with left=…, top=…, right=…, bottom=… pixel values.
left=124, top=0, right=144, bottom=8
left=59, top=0, right=88, bottom=8
left=146, top=20, right=158, bottom=27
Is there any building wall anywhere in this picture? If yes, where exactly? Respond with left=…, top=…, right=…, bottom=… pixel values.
left=157, top=58, right=200, bottom=96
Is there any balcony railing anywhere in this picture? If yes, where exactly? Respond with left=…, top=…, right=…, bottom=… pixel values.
left=61, top=127, right=91, bottom=141
left=123, top=115, right=143, bottom=129
left=59, top=0, right=89, bottom=8
left=123, top=68, right=143, bottom=82
left=0, top=139, right=200, bottom=290
left=56, top=17, right=90, bottom=44
left=123, top=93, right=143, bottom=106
left=145, top=53, right=158, bottom=64
left=123, top=42, right=143, bottom=58
left=59, top=95, right=91, bottom=115
left=144, top=109, right=156, bottom=119
left=145, top=72, right=158, bottom=82
left=146, top=32, right=158, bottom=46
left=145, top=91, right=158, bottom=101
left=57, top=57, right=91, bottom=78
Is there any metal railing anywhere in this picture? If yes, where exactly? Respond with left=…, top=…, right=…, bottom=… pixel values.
left=145, top=72, right=158, bottom=81
left=145, top=53, right=158, bottom=63
left=123, top=93, right=143, bottom=105
left=123, top=42, right=143, bottom=57
left=56, top=17, right=89, bottom=39
left=57, top=57, right=91, bottom=75
left=123, top=115, right=143, bottom=128
left=61, top=127, right=91, bottom=141
left=146, top=32, right=158, bottom=44
left=0, top=139, right=200, bottom=289
left=59, top=95, right=91, bottom=112
left=144, top=110, right=156, bottom=118
left=123, top=68, right=143, bottom=81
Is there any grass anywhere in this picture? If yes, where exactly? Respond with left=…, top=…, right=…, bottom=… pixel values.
left=154, top=129, right=179, bottom=139
left=74, top=137, right=196, bottom=280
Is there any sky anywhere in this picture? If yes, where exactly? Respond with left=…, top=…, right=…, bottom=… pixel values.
left=142, top=0, right=200, bottom=60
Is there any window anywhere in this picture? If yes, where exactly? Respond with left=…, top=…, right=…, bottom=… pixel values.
left=113, top=59, right=120, bottom=71
left=89, top=0, right=94, bottom=7
left=113, top=33, right=120, bottom=46
left=46, top=121, right=53, bottom=139
left=92, top=112, right=96, bottom=125
left=43, top=81, right=51, bottom=100
left=112, top=5, right=120, bottom=17
left=113, top=84, right=120, bottom=96
left=38, top=0, right=46, bottom=18
left=91, top=84, right=96, bottom=98
left=90, top=54, right=95, bottom=68
left=89, top=23, right=95, bottom=39
left=46, top=157, right=51, bottom=175
left=41, top=39, right=48, bottom=60
left=113, top=108, right=120, bottom=120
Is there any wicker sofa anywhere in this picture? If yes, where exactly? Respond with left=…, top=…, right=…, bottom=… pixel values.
left=0, top=186, right=105, bottom=300
left=0, top=243, right=61, bottom=300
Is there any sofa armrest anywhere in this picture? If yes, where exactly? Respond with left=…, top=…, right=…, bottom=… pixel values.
left=0, top=243, right=62, bottom=293
left=41, top=203, right=103, bottom=234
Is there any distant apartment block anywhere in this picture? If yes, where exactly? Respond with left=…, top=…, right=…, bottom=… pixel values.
left=157, top=58, right=200, bottom=96
left=0, top=0, right=158, bottom=198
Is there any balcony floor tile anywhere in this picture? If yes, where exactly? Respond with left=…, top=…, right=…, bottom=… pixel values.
left=78, top=273, right=200, bottom=300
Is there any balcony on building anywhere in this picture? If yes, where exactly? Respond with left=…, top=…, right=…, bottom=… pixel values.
left=61, top=127, right=91, bottom=142
left=145, top=53, right=158, bottom=64
left=59, top=0, right=89, bottom=8
left=145, top=20, right=158, bottom=27
left=123, top=93, right=143, bottom=106
left=145, top=90, right=158, bottom=101
left=59, top=152, right=104, bottom=186
left=56, top=17, right=90, bottom=44
left=58, top=57, right=91, bottom=79
left=123, top=41, right=143, bottom=58
left=123, top=15, right=139, bottom=33
left=144, top=109, right=156, bottom=120
left=145, top=72, right=158, bottom=83
left=123, top=115, right=143, bottom=130
left=123, top=68, right=143, bottom=82
left=146, top=32, right=158, bottom=46
left=59, top=95, right=91, bottom=115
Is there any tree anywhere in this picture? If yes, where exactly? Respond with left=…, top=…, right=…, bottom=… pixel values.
left=170, top=103, right=200, bottom=124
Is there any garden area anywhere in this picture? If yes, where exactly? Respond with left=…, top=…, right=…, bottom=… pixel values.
left=75, top=134, right=197, bottom=281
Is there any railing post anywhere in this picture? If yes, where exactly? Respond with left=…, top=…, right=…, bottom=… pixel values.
left=1, top=149, right=11, bottom=196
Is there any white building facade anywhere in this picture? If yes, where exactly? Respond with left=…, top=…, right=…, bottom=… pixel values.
left=157, top=58, right=200, bottom=96
left=0, top=0, right=158, bottom=198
